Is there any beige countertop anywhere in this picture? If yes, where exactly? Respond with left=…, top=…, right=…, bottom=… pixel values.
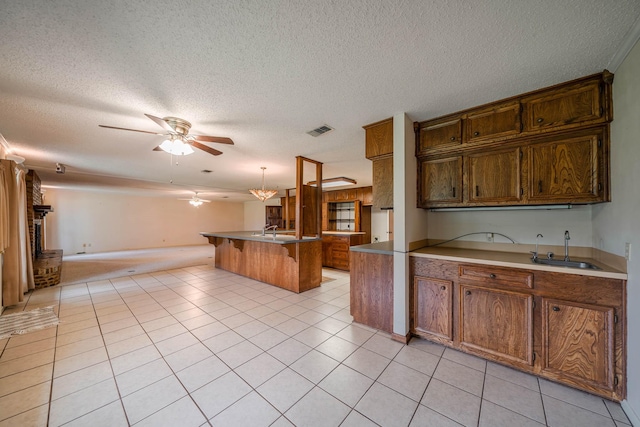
left=410, top=246, right=627, bottom=280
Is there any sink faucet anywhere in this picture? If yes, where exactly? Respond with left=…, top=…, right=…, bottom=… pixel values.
left=263, top=224, right=278, bottom=237
left=531, top=234, right=543, bottom=260
left=564, top=230, right=571, bottom=261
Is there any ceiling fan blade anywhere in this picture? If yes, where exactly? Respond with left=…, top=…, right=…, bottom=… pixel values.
left=145, top=114, right=175, bottom=132
left=191, top=135, right=234, bottom=145
left=99, top=125, right=164, bottom=135
left=192, top=141, right=223, bottom=156
left=152, top=146, right=163, bottom=151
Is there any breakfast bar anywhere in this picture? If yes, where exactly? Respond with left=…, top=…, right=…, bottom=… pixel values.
left=201, top=231, right=322, bottom=293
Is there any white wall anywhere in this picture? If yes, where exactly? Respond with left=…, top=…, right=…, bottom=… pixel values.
left=44, top=188, right=244, bottom=254
left=427, top=206, right=593, bottom=247
left=244, top=198, right=281, bottom=231
left=592, top=39, right=640, bottom=421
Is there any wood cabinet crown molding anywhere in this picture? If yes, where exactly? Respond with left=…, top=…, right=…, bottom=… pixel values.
left=415, top=71, right=613, bottom=209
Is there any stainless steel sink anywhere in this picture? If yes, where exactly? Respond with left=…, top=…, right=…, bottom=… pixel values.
left=531, top=257, right=602, bottom=270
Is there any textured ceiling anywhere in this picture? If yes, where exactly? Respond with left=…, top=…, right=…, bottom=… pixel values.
left=1, top=0, right=639, bottom=201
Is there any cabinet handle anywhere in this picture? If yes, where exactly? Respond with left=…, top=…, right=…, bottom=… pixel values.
left=475, top=186, right=479, bottom=197
left=473, top=131, right=480, bottom=137
left=489, top=273, right=496, bottom=279
left=452, top=187, right=456, bottom=197
left=537, top=117, right=544, bottom=123
left=538, top=180, right=543, bottom=193
left=465, top=291, right=471, bottom=296
left=441, top=286, right=446, bottom=290
left=552, top=306, right=560, bottom=312
left=450, top=136, right=456, bottom=141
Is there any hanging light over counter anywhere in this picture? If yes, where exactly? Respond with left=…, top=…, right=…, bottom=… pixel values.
left=249, top=167, right=278, bottom=202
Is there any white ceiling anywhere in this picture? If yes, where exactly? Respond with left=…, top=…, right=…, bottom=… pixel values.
left=1, top=0, right=639, bottom=202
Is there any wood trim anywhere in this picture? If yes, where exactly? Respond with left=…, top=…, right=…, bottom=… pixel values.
left=392, top=332, right=411, bottom=344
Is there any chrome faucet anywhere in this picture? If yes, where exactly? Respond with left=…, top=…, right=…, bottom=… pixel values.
left=531, top=234, right=543, bottom=260
left=263, top=224, right=278, bottom=237
left=564, top=230, right=571, bottom=261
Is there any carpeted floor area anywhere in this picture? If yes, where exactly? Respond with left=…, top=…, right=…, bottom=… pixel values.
left=60, top=245, right=216, bottom=285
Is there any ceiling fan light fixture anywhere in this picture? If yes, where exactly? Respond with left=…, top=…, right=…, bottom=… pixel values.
left=189, top=199, right=204, bottom=207
left=159, top=136, right=194, bottom=155
left=249, top=167, right=279, bottom=202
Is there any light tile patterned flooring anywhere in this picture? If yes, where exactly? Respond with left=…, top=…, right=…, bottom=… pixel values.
left=0, top=265, right=632, bottom=427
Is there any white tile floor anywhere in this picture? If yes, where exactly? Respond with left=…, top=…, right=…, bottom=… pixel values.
left=0, top=265, right=632, bottom=427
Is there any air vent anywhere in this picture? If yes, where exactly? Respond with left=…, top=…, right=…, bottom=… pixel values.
left=306, top=124, right=334, bottom=137
left=201, top=169, right=213, bottom=174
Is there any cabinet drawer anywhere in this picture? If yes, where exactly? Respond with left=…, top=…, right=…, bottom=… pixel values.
left=332, top=259, right=350, bottom=270
left=459, top=264, right=533, bottom=289
left=332, top=249, right=349, bottom=260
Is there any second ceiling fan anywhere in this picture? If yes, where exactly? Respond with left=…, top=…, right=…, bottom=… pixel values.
left=99, top=114, right=233, bottom=156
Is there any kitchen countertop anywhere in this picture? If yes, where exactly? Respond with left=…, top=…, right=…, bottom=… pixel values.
left=411, top=246, right=627, bottom=280
left=350, top=240, right=394, bottom=255
left=200, top=231, right=320, bottom=245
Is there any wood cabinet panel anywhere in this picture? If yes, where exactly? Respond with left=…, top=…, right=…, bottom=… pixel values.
left=468, top=148, right=521, bottom=204
left=458, top=264, right=533, bottom=289
left=417, top=117, right=462, bottom=154
left=351, top=251, right=393, bottom=333
left=361, top=186, right=373, bottom=206
left=528, top=130, right=604, bottom=203
left=542, top=298, right=614, bottom=392
left=418, top=156, right=462, bottom=207
left=412, top=277, right=453, bottom=342
left=523, top=80, right=603, bottom=132
left=373, top=156, right=393, bottom=209
left=460, top=285, right=533, bottom=366
left=364, top=118, right=393, bottom=159
left=466, top=102, right=522, bottom=143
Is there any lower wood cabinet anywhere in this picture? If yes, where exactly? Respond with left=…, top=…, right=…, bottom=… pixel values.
left=322, top=234, right=365, bottom=271
left=350, top=251, right=393, bottom=333
left=411, top=277, right=453, bottom=343
left=542, top=298, right=615, bottom=392
left=459, top=285, right=533, bottom=366
left=409, top=256, right=626, bottom=401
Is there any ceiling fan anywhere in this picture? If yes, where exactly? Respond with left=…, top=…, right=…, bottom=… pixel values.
left=99, top=114, right=233, bottom=156
left=178, top=192, right=211, bottom=207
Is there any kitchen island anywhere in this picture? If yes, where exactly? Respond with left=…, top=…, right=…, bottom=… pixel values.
left=201, top=231, right=322, bottom=293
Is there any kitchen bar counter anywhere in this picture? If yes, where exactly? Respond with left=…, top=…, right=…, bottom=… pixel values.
left=201, top=231, right=322, bottom=293
left=410, top=246, right=627, bottom=280
left=350, top=240, right=394, bottom=255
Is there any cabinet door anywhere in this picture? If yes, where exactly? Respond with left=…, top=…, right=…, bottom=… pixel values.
left=361, top=186, right=373, bottom=206
left=364, top=118, right=393, bottom=159
left=418, top=156, right=463, bottom=207
left=528, top=131, right=604, bottom=203
left=468, top=148, right=521, bottom=204
left=465, top=102, right=521, bottom=143
left=417, top=117, right=462, bottom=155
left=460, top=285, right=533, bottom=366
left=373, top=157, right=393, bottom=209
left=412, top=277, right=453, bottom=342
left=542, top=299, right=614, bottom=392
left=523, top=80, right=603, bottom=132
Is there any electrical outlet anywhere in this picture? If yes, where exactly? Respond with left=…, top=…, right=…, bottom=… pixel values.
left=625, top=242, right=631, bottom=261
left=487, top=233, right=494, bottom=242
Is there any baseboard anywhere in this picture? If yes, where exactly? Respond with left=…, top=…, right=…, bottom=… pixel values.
left=622, top=400, right=639, bottom=427
left=391, top=332, right=411, bottom=344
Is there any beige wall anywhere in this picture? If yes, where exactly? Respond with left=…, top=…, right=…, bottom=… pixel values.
left=244, top=198, right=281, bottom=231
left=592, top=39, right=640, bottom=420
left=44, top=188, right=244, bottom=254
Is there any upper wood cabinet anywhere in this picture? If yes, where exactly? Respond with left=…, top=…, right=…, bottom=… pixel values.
left=465, top=101, right=522, bottom=144
left=364, top=117, right=393, bottom=160
left=416, top=117, right=462, bottom=155
left=528, top=128, right=607, bottom=204
left=373, top=156, right=394, bottom=209
left=415, top=71, right=613, bottom=209
left=468, top=148, right=521, bottom=204
left=418, top=156, right=463, bottom=207
left=522, top=74, right=611, bottom=133
left=542, top=298, right=615, bottom=393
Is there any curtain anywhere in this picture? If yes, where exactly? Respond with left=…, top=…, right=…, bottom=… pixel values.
left=1, top=159, right=34, bottom=306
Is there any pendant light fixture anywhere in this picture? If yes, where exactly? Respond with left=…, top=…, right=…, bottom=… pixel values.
left=249, top=167, right=278, bottom=202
